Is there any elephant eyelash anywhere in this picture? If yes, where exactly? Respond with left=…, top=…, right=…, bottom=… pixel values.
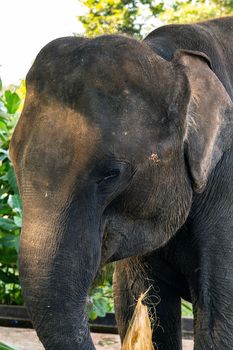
left=96, top=169, right=121, bottom=184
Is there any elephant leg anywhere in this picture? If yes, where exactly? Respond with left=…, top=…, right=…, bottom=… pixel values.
left=151, top=276, right=182, bottom=350
left=191, top=252, right=233, bottom=349
left=113, top=257, right=182, bottom=350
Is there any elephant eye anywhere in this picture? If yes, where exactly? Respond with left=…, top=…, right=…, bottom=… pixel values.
left=96, top=168, right=120, bottom=184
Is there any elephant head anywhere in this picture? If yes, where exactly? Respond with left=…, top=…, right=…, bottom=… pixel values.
left=10, top=35, right=232, bottom=349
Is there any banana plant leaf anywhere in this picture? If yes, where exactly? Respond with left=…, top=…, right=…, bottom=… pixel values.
left=0, top=343, right=18, bottom=350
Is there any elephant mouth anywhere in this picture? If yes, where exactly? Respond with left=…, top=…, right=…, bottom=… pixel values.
left=100, top=227, right=120, bottom=265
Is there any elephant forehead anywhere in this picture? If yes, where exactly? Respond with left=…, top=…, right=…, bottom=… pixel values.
left=84, top=55, right=157, bottom=99
left=13, top=89, right=101, bottom=194
left=34, top=110, right=99, bottom=169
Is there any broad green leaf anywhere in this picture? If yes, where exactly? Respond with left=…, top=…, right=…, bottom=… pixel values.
left=13, top=216, right=22, bottom=228
left=0, top=185, right=11, bottom=196
left=0, top=132, right=8, bottom=144
left=0, top=235, right=19, bottom=249
left=7, top=166, right=19, bottom=194
left=0, top=153, right=9, bottom=162
left=0, top=149, right=9, bottom=161
left=8, top=194, right=22, bottom=212
left=13, top=235, right=20, bottom=252
left=0, top=342, right=18, bottom=350
left=88, top=309, right=98, bottom=320
left=4, top=91, right=21, bottom=114
left=0, top=269, right=19, bottom=284
left=0, top=173, right=8, bottom=181
left=0, top=248, right=18, bottom=265
left=0, top=217, right=17, bottom=231
left=0, top=204, right=12, bottom=215
left=93, top=298, right=108, bottom=317
left=0, top=120, right=8, bottom=133
left=0, top=78, right=2, bottom=91
left=0, top=148, right=9, bottom=156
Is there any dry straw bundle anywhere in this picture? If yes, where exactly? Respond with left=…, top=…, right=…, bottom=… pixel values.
left=122, top=292, right=154, bottom=350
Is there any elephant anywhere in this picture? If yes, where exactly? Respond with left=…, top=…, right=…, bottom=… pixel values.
left=10, top=16, right=233, bottom=349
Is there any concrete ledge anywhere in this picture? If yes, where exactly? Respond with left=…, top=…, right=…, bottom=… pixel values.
left=0, top=306, right=193, bottom=338
left=0, top=326, right=193, bottom=349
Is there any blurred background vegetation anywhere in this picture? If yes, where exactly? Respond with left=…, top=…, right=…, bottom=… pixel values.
left=1, top=0, right=232, bottom=322
left=79, top=0, right=233, bottom=37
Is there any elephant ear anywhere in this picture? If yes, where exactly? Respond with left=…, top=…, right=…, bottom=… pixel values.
left=173, top=49, right=233, bottom=193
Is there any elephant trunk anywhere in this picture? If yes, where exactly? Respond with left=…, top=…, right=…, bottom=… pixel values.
left=19, top=202, right=101, bottom=350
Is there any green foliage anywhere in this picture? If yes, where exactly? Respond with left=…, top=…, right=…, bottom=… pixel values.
left=182, top=300, right=193, bottom=317
left=88, top=284, right=114, bottom=320
left=0, top=343, right=18, bottom=350
left=79, top=0, right=233, bottom=38
left=161, top=0, right=233, bottom=24
left=0, top=79, right=23, bottom=305
left=78, top=0, right=165, bottom=37
left=78, top=0, right=140, bottom=36
left=87, top=264, right=114, bottom=320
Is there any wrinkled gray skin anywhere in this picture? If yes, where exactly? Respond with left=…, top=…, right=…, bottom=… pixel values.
left=10, top=17, right=233, bottom=349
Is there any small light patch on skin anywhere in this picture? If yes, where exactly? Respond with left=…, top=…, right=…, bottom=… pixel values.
left=123, top=88, right=130, bottom=95
left=124, top=131, right=128, bottom=136
left=149, top=153, right=160, bottom=164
